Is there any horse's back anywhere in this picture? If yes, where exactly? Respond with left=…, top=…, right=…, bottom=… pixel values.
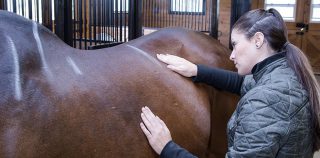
left=0, top=11, right=236, bottom=158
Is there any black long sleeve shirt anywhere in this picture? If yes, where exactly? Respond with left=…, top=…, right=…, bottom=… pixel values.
left=192, top=65, right=244, bottom=95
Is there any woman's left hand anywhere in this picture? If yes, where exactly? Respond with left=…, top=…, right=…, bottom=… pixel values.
left=140, top=106, right=172, bottom=155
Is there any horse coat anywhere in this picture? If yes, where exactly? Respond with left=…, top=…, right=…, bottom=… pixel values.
left=0, top=10, right=238, bottom=158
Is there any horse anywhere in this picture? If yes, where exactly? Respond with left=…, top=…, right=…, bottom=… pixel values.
left=0, top=10, right=238, bottom=158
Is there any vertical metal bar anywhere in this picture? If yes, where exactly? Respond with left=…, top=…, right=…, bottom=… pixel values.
left=160, top=0, right=162, bottom=28
left=201, top=0, right=204, bottom=31
left=128, top=0, right=142, bottom=40
left=152, top=0, right=155, bottom=27
left=164, top=0, right=167, bottom=27
left=107, top=0, right=110, bottom=43
left=100, top=0, right=102, bottom=44
left=21, top=0, right=25, bottom=17
left=142, top=0, right=145, bottom=30
left=148, top=0, right=151, bottom=27
left=49, top=0, right=52, bottom=30
left=84, top=0, right=87, bottom=49
left=154, top=0, right=157, bottom=28
left=176, top=0, right=182, bottom=27
left=112, top=0, right=115, bottom=42
left=124, top=0, right=127, bottom=42
left=79, top=0, right=82, bottom=49
left=119, top=0, right=123, bottom=42
left=210, top=0, right=218, bottom=39
left=28, top=0, right=32, bottom=19
left=162, top=0, right=164, bottom=27
left=13, top=0, right=16, bottom=13
left=205, top=0, right=211, bottom=31
left=169, top=0, right=172, bottom=27
left=89, top=0, right=92, bottom=46
left=73, top=0, right=75, bottom=47
left=93, top=0, right=96, bottom=45
left=105, top=0, right=108, bottom=43
left=98, top=0, right=101, bottom=45
left=4, top=0, right=7, bottom=10
left=108, top=0, right=111, bottom=43
left=102, top=0, right=104, bottom=44
left=174, top=0, right=176, bottom=27
left=36, top=0, right=39, bottom=22
left=190, top=0, right=193, bottom=29
left=144, top=0, right=146, bottom=28
left=184, top=1, right=189, bottom=28
left=115, top=0, right=118, bottom=42
left=197, top=0, right=199, bottom=31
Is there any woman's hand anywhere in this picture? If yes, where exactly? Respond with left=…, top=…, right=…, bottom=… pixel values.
left=157, top=54, right=197, bottom=77
left=140, top=106, right=172, bottom=155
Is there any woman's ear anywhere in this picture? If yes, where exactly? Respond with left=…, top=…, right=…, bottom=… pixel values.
left=253, top=32, right=265, bottom=49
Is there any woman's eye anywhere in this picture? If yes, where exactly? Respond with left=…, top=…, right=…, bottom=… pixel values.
left=232, top=42, right=236, bottom=47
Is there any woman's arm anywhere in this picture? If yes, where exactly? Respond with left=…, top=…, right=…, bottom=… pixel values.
left=157, top=54, right=243, bottom=94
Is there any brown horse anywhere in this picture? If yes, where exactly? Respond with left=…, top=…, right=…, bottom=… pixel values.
left=0, top=11, right=238, bottom=158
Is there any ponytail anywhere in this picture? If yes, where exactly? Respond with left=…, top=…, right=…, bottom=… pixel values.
left=285, top=43, right=320, bottom=152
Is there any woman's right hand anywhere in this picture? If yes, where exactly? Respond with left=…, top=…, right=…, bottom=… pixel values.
left=156, top=54, right=197, bottom=77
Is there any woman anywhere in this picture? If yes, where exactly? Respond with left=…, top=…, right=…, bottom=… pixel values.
left=140, top=8, right=320, bottom=157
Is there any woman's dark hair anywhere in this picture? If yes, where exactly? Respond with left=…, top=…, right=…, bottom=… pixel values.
left=232, top=8, right=320, bottom=152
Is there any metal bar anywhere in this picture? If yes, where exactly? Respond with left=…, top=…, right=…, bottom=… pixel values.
left=109, top=0, right=112, bottom=43
left=102, top=0, right=105, bottom=44
left=36, top=0, right=39, bottom=22
left=164, top=0, right=167, bottom=27
left=206, top=0, right=208, bottom=31
left=151, top=0, right=154, bottom=27
left=49, top=0, right=53, bottom=30
left=73, top=0, right=76, bottom=47
left=21, top=0, right=25, bottom=16
left=28, top=0, right=32, bottom=19
left=98, top=0, right=101, bottom=44
left=89, top=0, right=92, bottom=46
left=175, top=0, right=178, bottom=26
left=110, top=0, right=113, bottom=43
left=4, top=0, right=7, bottom=10
left=143, top=0, right=146, bottom=29
left=115, top=0, right=118, bottom=42
left=210, top=0, right=218, bottom=39
left=84, top=0, right=87, bottom=49
left=124, top=0, right=127, bottom=42
left=79, top=0, right=82, bottom=49
left=128, top=0, right=142, bottom=40
left=184, top=0, right=186, bottom=28
left=120, top=0, right=123, bottom=41
left=148, top=0, right=151, bottom=27
left=168, top=0, right=173, bottom=26
left=197, top=0, right=199, bottom=30
left=161, top=0, right=164, bottom=28
left=13, top=0, right=16, bottom=13
left=201, top=0, right=204, bottom=31
left=93, top=0, right=96, bottom=45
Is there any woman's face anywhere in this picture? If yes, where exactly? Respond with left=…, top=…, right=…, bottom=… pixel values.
left=230, top=30, right=259, bottom=75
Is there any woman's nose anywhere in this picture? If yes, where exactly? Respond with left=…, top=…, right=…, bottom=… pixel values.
left=229, top=50, right=235, bottom=61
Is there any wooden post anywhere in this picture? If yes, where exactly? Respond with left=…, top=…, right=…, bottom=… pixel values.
left=54, top=0, right=73, bottom=46
left=229, top=0, right=251, bottom=49
left=210, top=0, right=219, bottom=39
left=0, top=0, right=4, bottom=10
left=128, top=0, right=142, bottom=40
